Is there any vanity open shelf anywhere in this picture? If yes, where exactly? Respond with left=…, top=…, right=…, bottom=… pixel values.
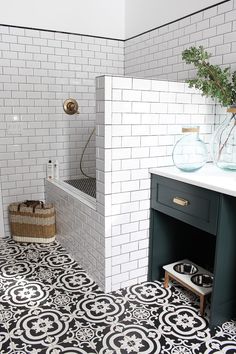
left=148, top=165, right=236, bottom=328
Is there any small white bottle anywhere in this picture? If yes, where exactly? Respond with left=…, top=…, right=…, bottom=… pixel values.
left=54, top=160, right=59, bottom=180
left=47, top=160, right=54, bottom=179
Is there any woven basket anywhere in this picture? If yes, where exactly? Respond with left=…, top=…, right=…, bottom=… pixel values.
left=9, top=200, right=56, bottom=243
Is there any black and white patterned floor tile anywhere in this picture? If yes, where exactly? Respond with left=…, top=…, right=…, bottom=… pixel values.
left=0, top=238, right=236, bottom=354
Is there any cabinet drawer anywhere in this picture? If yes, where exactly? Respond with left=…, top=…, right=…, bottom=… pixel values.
left=151, top=175, right=219, bottom=234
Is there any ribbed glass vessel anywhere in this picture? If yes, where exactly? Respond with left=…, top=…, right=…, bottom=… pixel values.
left=211, top=106, right=236, bottom=171
left=172, top=126, right=208, bottom=172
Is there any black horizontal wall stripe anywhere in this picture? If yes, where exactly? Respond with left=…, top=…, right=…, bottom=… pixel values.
left=0, top=0, right=232, bottom=42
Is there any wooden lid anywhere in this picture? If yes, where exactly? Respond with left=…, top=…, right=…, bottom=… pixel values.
left=182, top=127, right=199, bottom=133
left=227, top=107, right=236, bottom=113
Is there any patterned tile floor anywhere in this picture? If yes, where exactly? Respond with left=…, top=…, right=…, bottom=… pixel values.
left=0, top=238, right=236, bottom=354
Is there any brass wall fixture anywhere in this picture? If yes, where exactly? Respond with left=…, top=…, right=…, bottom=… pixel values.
left=63, top=98, right=79, bottom=115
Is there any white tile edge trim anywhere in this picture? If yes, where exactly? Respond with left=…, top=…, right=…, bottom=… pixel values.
left=47, top=179, right=97, bottom=210
left=0, top=186, right=5, bottom=238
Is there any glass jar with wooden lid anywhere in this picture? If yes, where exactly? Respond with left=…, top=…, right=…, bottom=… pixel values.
left=172, top=126, right=208, bottom=172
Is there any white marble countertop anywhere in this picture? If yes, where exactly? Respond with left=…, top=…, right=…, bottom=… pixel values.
left=150, top=163, right=236, bottom=197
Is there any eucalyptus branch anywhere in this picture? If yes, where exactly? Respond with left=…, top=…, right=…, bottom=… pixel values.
left=182, top=46, right=235, bottom=106
left=200, top=62, right=229, bottom=99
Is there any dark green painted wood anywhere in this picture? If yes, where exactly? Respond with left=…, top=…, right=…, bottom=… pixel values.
left=151, top=175, right=219, bottom=235
left=149, top=209, right=216, bottom=281
left=210, top=195, right=236, bottom=327
left=149, top=173, right=236, bottom=328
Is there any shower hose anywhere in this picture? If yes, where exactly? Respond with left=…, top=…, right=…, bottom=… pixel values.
left=80, top=127, right=96, bottom=179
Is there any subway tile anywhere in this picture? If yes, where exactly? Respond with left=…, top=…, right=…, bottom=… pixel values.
left=112, top=125, right=131, bottom=136
left=141, top=136, right=158, bottom=147
left=112, top=192, right=130, bottom=205
left=123, top=90, right=141, bottom=101
left=112, top=77, right=132, bottom=89
left=112, top=253, right=130, bottom=266
left=151, top=103, right=168, bottom=113
left=131, top=189, right=149, bottom=201
left=121, top=201, right=139, bottom=213
left=122, top=113, right=141, bottom=125
left=132, top=102, right=150, bottom=113
left=122, top=136, right=140, bottom=147
left=217, top=22, right=232, bottom=35
left=112, top=101, right=132, bottom=113
left=121, top=159, right=139, bottom=171
left=111, top=271, right=129, bottom=285
left=130, top=249, right=147, bottom=261
left=121, top=260, right=138, bottom=273
left=112, top=148, right=131, bottom=160
left=111, top=265, right=121, bottom=276
left=131, top=147, right=149, bottom=158
left=130, top=267, right=147, bottom=279
left=112, top=170, right=131, bottom=182
left=121, top=180, right=139, bottom=192
left=133, top=78, right=152, bottom=90
left=132, top=125, right=150, bottom=136
left=121, top=241, right=139, bottom=254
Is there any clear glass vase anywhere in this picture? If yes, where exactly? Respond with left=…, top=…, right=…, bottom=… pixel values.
left=172, top=126, right=208, bottom=172
left=211, top=106, right=236, bottom=171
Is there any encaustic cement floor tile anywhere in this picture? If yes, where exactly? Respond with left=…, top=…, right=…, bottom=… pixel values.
left=0, top=237, right=236, bottom=354
left=93, top=321, right=163, bottom=354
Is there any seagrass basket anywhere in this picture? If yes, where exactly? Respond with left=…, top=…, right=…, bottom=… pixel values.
left=9, top=200, right=56, bottom=243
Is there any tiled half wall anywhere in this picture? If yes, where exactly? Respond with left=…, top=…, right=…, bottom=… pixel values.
left=46, top=75, right=214, bottom=292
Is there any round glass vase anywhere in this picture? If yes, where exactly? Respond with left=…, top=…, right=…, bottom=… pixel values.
left=211, top=106, right=236, bottom=171
left=172, top=126, right=208, bottom=172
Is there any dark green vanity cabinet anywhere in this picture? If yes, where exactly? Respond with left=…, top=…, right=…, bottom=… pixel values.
left=148, top=173, right=236, bottom=327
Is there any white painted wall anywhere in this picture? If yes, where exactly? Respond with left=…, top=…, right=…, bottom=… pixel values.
left=0, top=0, right=125, bottom=39
left=0, top=0, right=227, bottom=40
left=125, top=0, right=227, bottom=38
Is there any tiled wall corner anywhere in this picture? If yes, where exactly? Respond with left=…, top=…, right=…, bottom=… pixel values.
left=100, top=75, right=216, bottom=291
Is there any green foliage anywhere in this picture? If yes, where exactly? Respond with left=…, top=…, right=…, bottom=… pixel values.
left=182, top=46, right=236, bottom=107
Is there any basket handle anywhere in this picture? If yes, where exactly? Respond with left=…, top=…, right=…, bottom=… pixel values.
left=18, top=200, right=45, bottom=213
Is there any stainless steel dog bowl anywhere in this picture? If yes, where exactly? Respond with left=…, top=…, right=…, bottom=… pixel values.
left=191, top=274, right=213, bottom=288
left=173, top=262, right=198, bottom=275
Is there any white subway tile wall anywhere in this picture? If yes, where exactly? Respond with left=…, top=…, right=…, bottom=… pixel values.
left=0, top=26, right=124, bottom=236
left=125, top=1, right=236, bottom=80
left=96, top=75, right=215, bottom=291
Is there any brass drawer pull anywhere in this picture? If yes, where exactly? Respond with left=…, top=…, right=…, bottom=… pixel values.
left=173, top=197, right=189, bottom=207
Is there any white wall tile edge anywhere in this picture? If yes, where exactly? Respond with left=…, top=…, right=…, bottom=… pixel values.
left=48, top=179, right=97, bottom=210
left=150, top=163, right=236, bottom=197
